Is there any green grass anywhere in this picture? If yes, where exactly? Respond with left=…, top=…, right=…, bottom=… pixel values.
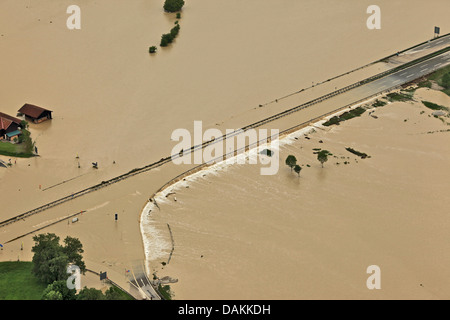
left=386, top=91, right=414, bottom=102
left=417, top=80, right=432, bottom=89
left=0, top=142, right=33, bottom=158
left=0, top=261, right=47, bottom=300
left=427, top=64, right=450, bottom=96
left=0, top=129, right=34, bottom=158
left=158, top=284, right=172, bottom=300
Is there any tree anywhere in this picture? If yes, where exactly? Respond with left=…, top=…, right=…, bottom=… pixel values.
left=77, top=287, right=105, bottom=300
left=42, top=280, right=77, bottom=300
left=317, top=150, right=330, bottom=168
left=164, top=0, right=185, bottom=13
left=149, top=46, right=157, bottom=54
left=160, top=24, right=181, bottom=47
left=160, top=33, right=173, bottom=47
left=31, top=233, right=86, bottom=285
left=285, top=155, right=297, bottom=171
left=105, top=286, right=127, bottom=300
left=294, top=165, right=302, bottom=177
left=62, top=236, right=86, bottom=274
left=32, top=234, right=68, bottom=284
left=170, top=24, right=180, bottom=38
left=42, top=290, right=63, bottom=300
left=20, top=120, right=29, bottom=130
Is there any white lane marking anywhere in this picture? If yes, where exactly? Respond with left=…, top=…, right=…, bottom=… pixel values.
left=435, top=63, right=443, bottom=68
left=406, top=74, right=414, bottom=78
left=436, top=40, right=444, bottom=44
left=400, top=72, right=408, bottom=76
left=420, top=64, right=429, bottom=69
left=393, top=80, right=401, bottom=84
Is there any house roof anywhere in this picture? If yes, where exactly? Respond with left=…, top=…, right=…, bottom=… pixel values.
left=0, top=112, right=21, bottom=130
left=18, top=104, right=52, bottom=119
left=6, top=130, right=22, bottom=138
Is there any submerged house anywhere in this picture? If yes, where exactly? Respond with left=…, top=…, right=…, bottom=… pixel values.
left=0, top=112, right=22, bottom=141
left=18, top=104, right=53, bottom=124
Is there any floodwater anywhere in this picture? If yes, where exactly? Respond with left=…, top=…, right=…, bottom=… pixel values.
left=0, top=0, right=449, bottom=299
left=149, top=88, right=450, bottom=299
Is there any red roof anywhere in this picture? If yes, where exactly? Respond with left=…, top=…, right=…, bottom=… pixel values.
left=18, top=104, right=52, bottom=119
left=0, top=112, right=21, bottom=130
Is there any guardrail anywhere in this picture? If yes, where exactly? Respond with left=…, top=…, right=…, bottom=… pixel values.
left=1, top=44, right=448, bottom=229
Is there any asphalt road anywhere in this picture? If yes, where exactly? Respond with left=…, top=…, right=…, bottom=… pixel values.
left=263, top=49, right=450, bottom=133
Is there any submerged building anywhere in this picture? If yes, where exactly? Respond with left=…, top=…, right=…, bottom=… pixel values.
left=18, top=104, right=53, bottom=124
left=0, top=112, right=22, bottom=141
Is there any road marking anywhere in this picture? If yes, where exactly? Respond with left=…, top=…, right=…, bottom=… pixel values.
left=436, top=40, right=444, bottom=44
left=406, top=74, right=414, bottom=78
left=393, top=80, right=401, bottom=84
left=435, top=63, right=443, bottom=68
left=400, top=72, right=408, bottom=76
left=420, top=64, right=429, bottom=69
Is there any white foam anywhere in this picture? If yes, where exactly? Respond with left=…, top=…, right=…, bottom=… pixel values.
left=140, top=202, right=172, bottom=261
left=139, top=97, right=379, bottom=265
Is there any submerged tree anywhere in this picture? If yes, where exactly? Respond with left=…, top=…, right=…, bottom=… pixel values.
left=317, top=150, right=330, bottom=168
left=285, top=155, right=297, bottom=171
left=294, top=164, right=302, bottom=177
left=164, top=0, right=185, bottom=13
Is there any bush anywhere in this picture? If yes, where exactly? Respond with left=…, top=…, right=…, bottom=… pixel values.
left=322, top=107, right=366, bottom=126
left=345, top=147, right=368, bottom=159
left=417, top=80, right=432, bottom=88
left=372, top=99, right=387, bottom=108
left=386, top=92, right=413, bottom=102
left=164, top=0, right=185, bottom=13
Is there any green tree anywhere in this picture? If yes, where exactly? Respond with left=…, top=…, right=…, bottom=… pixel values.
left=77, top=287, right=105, bottom=300
left=160, top=33, right=173, bottom=47
left=42, top=290, right=63, bottom=300
left=149, top=46, right=157, bottom=54
left=170, top=24, right=180, bottom=38
left=164, top=0, right=185, bottom=13
left=31, top=234, right=68, bottom=284
left=20, top=120, right=29, bottom=130
left=42, top=280, right=77, bottom=300
left=31, top=233, right=86, bottom=285
left=105, top=286, right=127, bottom=300
left=294, top=165, right=302, bottom=177
left=317, top=150, right=330, bottom=168
left=62, top=237, right=86, bottom=274
left=285, top=155, right=297, bottom=171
